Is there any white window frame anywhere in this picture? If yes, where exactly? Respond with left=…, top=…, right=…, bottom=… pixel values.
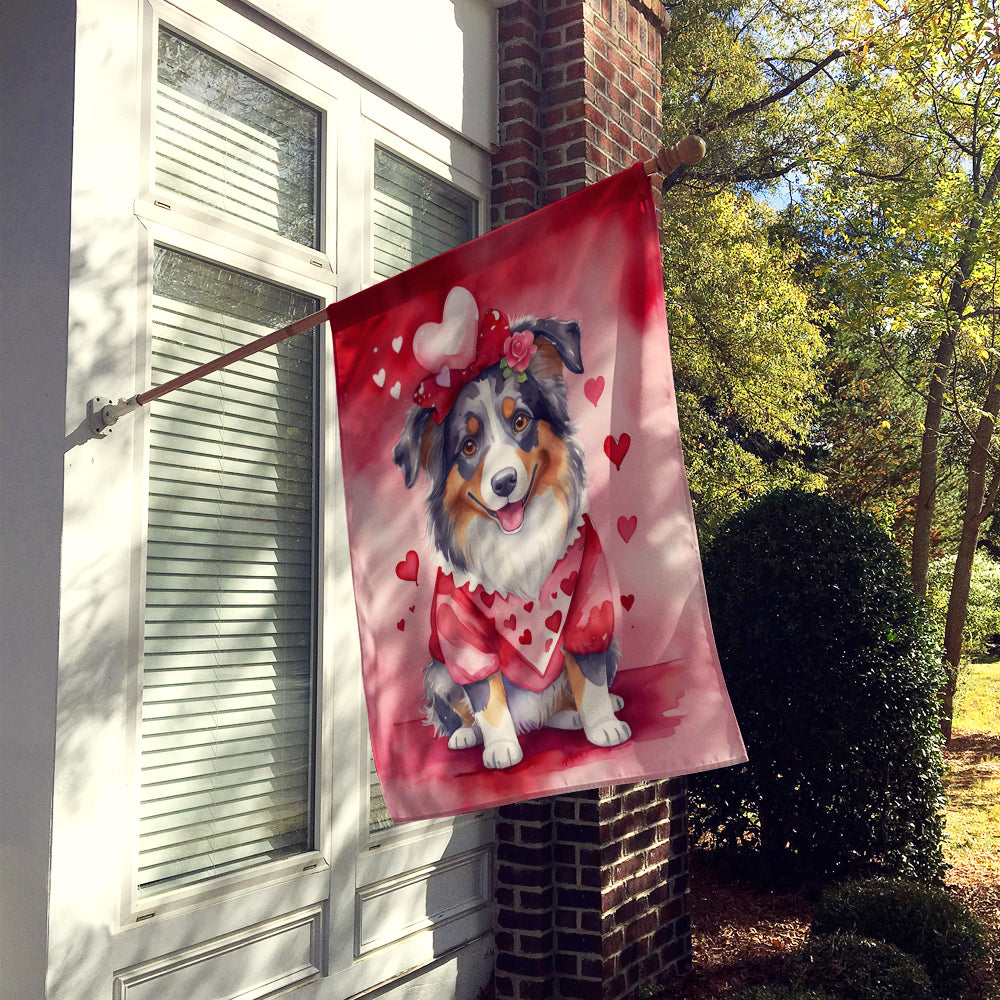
left=111, top=0, right=496, bottom=992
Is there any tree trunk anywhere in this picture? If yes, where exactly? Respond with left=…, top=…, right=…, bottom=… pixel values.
left=910, top=329, right=955, bottom=598
left=940, top=374, right=1000, bottom=741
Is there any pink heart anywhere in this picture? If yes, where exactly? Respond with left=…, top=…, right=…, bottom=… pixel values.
left=620, top=594, right=635, bottom=611
left=412, top=287, right=478, bottom=372
left=604, top=433, right=631, bottom=471
left=395, top=550, right=419, bottom=583
left=584, top=376, right=605, bottom=406
left=617, top=515, right=637, bottom=543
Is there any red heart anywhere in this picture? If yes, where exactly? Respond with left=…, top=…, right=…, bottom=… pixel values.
left=617, top=515, right=637, bottom=543
left=604, top=433, right=631, bottom=470
left=524, top=601, right=534, bottom=612
left=545, top=638, right=553, bottom=653
left=518, top=629, right=532, bottom=645
left=620, top=594, right=635, bottom=611
left=395, top=550, right=419, bottom=583
left=504, top=614, right=517, bottom=630
left=480, top=590, right=496, bottom=608
left=545, top=610, right=563, bottom=633
left=397, top=619, right=405, bottom=631
left=409, top=605, right=415, bottom=613
left=560, top=571, right=578, bottom=596
left=584, top=376, right=605, bottom=406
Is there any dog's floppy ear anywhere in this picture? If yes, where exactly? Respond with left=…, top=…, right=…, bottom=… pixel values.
left=393, top=405, right=434, bottom=489
left=528, top=318, right=583, bottom=374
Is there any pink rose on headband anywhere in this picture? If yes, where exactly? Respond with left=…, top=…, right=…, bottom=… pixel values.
left=503, top=330, right=537, bottom=375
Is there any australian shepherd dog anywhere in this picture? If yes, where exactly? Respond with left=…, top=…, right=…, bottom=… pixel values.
left=393, top=315, right=630, bottom=769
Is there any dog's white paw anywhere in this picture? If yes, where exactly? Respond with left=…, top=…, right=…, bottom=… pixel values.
left=584, top=717, right=631, bottom=748
left=611, top=694, right=624, bottom=712
left=482, top=740, right=524, bottom=769
left=545, top=709, right=583, bottom=730
left=447, top=725, right=482, bottom=750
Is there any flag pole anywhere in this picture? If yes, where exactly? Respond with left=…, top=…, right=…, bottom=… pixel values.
left=88, top=137, right=705, bottom=438
left=87, top=306, right=330, bottom=437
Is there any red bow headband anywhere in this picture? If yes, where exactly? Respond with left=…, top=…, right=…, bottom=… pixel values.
left=412, top=289, right=538, bottom=422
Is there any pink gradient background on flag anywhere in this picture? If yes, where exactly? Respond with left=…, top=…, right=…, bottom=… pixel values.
left=330, top=165, right=745, bottom=822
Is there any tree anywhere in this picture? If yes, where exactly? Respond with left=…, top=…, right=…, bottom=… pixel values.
left=662, top=188, right=825, bottom=539
left=800, top=0, right=1000, bottom=736
left=659, top=0, right=847, bottom=538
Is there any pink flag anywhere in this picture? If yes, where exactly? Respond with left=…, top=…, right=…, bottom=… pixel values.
left=329, top=164, right=745, bottom=822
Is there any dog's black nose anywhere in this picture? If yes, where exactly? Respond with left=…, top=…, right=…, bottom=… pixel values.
left=491, top=468, right=518, bottom=498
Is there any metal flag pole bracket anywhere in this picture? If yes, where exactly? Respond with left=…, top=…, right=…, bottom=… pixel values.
left=88, top=395, right=142, bottom=438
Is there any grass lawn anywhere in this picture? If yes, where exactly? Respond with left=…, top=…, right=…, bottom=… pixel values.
left=942, top=658, right=1000, bottom=1000
left=946, top=659, right=1000, bottom=868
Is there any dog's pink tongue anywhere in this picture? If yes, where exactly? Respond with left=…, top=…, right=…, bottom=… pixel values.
left=497, top=501, right=525, bottom=533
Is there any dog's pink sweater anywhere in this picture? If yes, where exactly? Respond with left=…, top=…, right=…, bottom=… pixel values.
left=429, top=517, right=615, bottom=693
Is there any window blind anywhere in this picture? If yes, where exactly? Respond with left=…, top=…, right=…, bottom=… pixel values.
left=368, top=148, right=477, bottom=832
left=156, top=28, right=320, bottom=248
left=138, top=248, right=319, bottom=895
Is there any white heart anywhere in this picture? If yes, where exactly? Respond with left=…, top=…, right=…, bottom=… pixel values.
left=390, top=381, right=401, bottom=400
left=412, top=287, right=478, bottom=372
left=435, top=366, right=451, bottom=387
left=391, top=336, right=403, bottom=353
left=373, top=368, right=386, bottom=387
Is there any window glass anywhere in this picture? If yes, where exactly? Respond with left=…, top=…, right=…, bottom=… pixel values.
left=138, top=246, right=318, bottom=895
left=156, top=27, right=320, bottom=248
left=372, top=146, right=477, bottom=278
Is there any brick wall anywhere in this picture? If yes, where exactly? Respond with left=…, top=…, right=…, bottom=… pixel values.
left=490, top=4, right=692, bottom=998
left=492, top=0, right=668, bottom=226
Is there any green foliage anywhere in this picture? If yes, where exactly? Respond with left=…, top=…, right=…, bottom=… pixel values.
left=664, top=186, right=826, bottom=542
left=791, top=934, right=934, bottom=1000
left=927, top=550, right=1000, bottom=659
left=811, top=878, right=988, bottom=999
left=692, top=489, right=947, bottom=881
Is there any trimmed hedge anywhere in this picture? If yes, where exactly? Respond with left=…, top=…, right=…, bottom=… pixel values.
left=811, top=878, right=988, bottom=998
left=692, top=489, right=946, bottom=881
left=792, top=933, right=934, bottom=1000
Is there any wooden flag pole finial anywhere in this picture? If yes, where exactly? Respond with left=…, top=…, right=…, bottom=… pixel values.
left=643, top=135, right=706, bottom=176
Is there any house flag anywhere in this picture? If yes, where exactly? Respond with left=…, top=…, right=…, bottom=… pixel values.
left=328, top=163, right=746, bottom=822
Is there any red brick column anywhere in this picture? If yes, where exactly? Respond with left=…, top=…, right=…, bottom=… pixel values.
left=491, top=3, right=691, bottom=999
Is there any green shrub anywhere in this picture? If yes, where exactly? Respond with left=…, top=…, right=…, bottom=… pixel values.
left=792, top=933, right=934, bottom=1000
left=811, top=878, right=988, bottom=998
left=691, top=489, right=946, bottom=882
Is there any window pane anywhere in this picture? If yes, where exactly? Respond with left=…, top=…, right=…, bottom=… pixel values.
left=156, top=28, right=320, bottom=248
left=373, top=146, right=477, bottom=279
left=138, top=247, right=318, bottom=895
left=369, top=149, right=478, bottom=832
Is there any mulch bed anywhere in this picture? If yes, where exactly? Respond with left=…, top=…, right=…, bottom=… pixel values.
left=656, top=733, right=1000, bottom=999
